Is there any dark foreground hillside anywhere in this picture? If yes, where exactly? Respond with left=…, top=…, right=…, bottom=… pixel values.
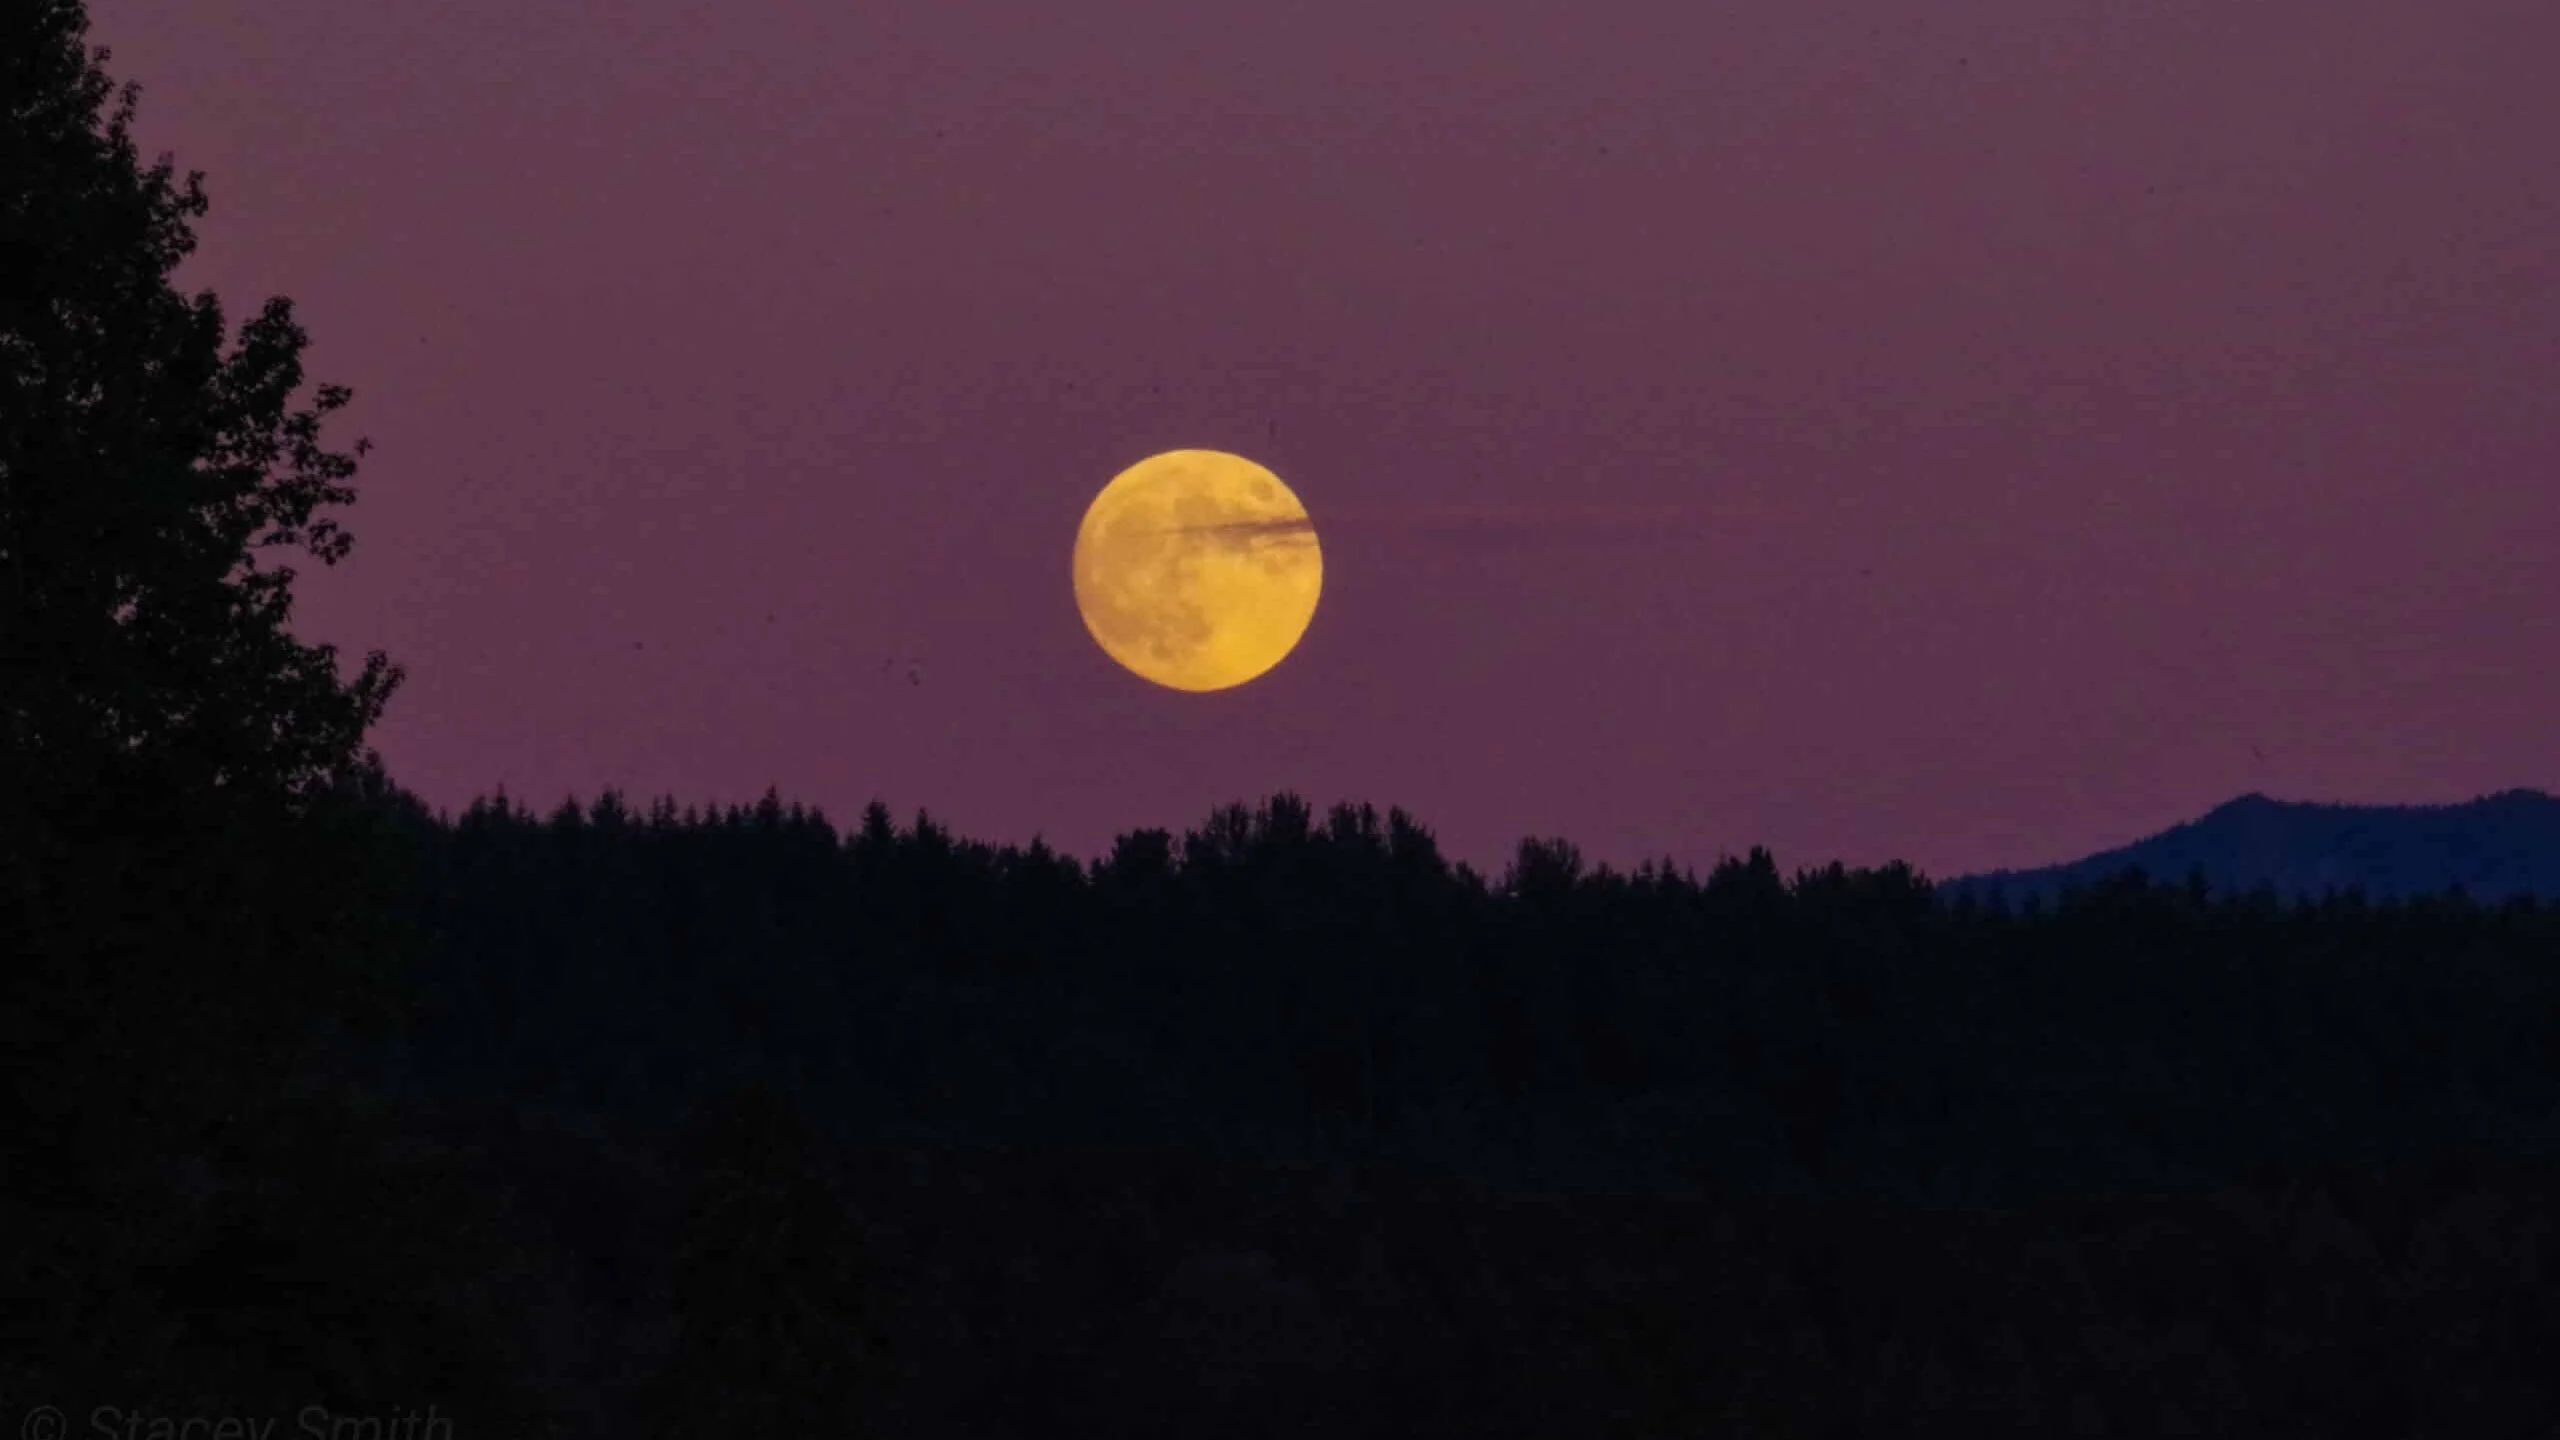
left=439, top=1098, right=2560, bottom=1440
left=233, top=780, right=2560, bottom=1437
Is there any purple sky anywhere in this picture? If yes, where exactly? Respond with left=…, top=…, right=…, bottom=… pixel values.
left=92, top=0, right=2559, bottom=880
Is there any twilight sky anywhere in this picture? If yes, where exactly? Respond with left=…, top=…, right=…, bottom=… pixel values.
left=92, top=0, right=2558, bottom=881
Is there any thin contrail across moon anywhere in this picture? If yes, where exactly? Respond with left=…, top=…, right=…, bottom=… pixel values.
left=1158, top=504, right=1708, bottom=545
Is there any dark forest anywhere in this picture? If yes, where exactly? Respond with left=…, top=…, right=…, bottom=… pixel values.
left=8, top=6, right=2559, bottom=1436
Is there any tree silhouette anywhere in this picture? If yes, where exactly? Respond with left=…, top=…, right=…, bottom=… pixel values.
left=1, top=2, right=400, bottom=810
left=0, top=5, right=541, bottom=1421
left=3, top=0, right=406, bottom=1108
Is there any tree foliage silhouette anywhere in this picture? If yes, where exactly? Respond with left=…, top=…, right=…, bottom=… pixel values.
left=1, top=1, right=400, bottom=810
left=2, top=0, right=409, bottom=1081
left=0, top=5, right=536, bottom=1422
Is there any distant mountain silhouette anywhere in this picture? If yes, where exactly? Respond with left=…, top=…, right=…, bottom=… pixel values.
left=1935, top=789, right=2560, bottom=908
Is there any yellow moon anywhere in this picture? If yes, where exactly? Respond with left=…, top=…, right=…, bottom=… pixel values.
left=1072, top=449, right=1323, bottom=692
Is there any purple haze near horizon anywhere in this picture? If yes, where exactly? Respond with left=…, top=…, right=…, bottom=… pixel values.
left=88, top=0, right=2559, bottom=880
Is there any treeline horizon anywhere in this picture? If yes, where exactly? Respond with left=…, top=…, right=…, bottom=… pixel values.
left=337, top=769, right=2560, bottom=1207
left=372, top=776, right=2547, bottom=915
left=287, top=767, right=2560, bottom=1435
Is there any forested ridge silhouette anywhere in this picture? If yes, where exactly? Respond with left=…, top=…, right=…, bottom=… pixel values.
left=10, top=3, right=2560, bottom=1434
left=369, top=781, right=2560, bottom=1210
left=177, top=781, right=2560, bottom=1435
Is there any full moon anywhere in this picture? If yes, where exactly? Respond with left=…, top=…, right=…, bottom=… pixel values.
left=1072, top=449, right=1323, bottom=692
